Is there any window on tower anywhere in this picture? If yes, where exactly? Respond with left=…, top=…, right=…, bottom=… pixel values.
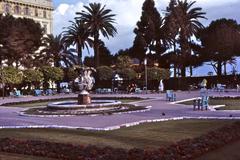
left=43, top=10, right=47, bottom=18
left=4, top=4, right=11, bottom=14
left=43, top=24, right=48, bottom=33
left=24, top=7, right=30, bottom=15
left=14, top=5, right=21, bottom=14
left=35, top=8, right=38, bottom=17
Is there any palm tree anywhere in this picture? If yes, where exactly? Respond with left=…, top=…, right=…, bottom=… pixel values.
left=172, top=0, right=206, bottom=77
left=63, top=20, right=92, bottom=66
left=76, top=3, right=117, bottom=67
left=38, top=34, right=76, bottom=68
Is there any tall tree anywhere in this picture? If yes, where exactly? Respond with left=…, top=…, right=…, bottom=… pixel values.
left=173, top=0, right=206, bottom=77
left=76, top=3, right=117, bottom=67
left=164, top=0, right=179, bottom=77
left=198, top=19, right=240, bottom=76
left=133, top=0, right=165, bottom=64
left=63, top=20, right=92, bottom=65
left=38, top=34, right=76, bottom=67
left=98, top=40, right=114, bottom=66
left=2, top=16, right=44, bottom=68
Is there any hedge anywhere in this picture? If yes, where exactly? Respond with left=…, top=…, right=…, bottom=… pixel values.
left=0, top=122, right=240, bottom=160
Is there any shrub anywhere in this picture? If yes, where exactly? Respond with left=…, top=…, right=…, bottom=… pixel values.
left=118, top=68, right=137, bottom=80
left=97, top=66, right=114, bottom=80
left=40, top=66, right=64, bottom=82
left=0, top=67, right=23, bottom=85
left=142, top=67, right=170, bottom=81
left=23, top=69, right=43, bottom=84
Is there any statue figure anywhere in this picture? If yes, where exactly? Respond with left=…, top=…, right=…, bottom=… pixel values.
left=76, top=66, right=96, bottom=105
left=78, top=67, right=96, bottom=91
left=159, top=79, right=164, bottom=92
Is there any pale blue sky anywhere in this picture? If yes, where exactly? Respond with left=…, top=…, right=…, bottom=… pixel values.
left=53, top=0, right=240, bottom=76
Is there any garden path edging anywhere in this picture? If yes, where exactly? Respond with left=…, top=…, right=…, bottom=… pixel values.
left=1, top=116, right=240, bottom=131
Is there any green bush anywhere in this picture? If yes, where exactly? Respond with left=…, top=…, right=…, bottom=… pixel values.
left=40, top=66, right=64, bottom=82
left=118, top=68, right=136, bottom=80
left=0, top=67, right=23, bottom=85
left=97, top=66, right=113, bottom=80
left=65, top=68, right=78, bottom=81
left=23, top=69, right=43, bottom=83
left=143, top=67, right=170, bottom=81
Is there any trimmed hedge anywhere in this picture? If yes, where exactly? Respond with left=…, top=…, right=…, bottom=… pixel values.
left=0, top=122, right=240, bottom=160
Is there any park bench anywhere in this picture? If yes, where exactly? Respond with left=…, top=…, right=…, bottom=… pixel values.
left=166, top=90, right=176, bottom=102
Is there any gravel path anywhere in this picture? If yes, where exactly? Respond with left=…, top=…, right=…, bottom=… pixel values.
left=0, top=91, right=240, bottom=129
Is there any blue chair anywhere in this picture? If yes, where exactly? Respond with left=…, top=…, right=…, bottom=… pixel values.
left=166, top=90, right=176, bottom=102
left=45, top=89, right=53, bottom=95
left=135, top=88, right=142, bottom=94
left=34, top=89, right=42, bottom=96
left=15, top=90, right=22, bottom=97
left=201, top=96, right=209, bottom=110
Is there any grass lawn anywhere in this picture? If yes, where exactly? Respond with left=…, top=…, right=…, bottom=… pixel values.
left=0, top=152, right=55, bottom=160
left=0, top=120, right=238, bottom=150
left=195, top=140, right=240, bottom=160
left=180, top=98, right=240, bottom=110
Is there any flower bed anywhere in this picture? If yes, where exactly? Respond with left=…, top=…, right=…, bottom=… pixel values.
left=2, top=97, right=144, bottom=107
left=22, top=104, right=149, bottom=116
left=0, top=122, right=240, bottom=160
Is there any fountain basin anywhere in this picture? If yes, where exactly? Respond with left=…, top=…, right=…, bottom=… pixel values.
left=47, top=100, right=122, bottom=109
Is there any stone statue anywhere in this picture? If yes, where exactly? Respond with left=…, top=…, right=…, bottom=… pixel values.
left=159, top=79, right=164, bottom=92
left=76, top=67, right=96, bottom=105
left=78, top=67, right=95, bottom=91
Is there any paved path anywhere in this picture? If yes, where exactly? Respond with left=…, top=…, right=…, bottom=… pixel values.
left=0, top=91, right=240, bottom=129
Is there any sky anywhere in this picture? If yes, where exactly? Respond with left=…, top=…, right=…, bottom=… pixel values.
left=53, top=0, right=240, bottom=76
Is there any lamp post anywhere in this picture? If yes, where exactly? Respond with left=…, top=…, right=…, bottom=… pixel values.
left=0, top=44, right=4, bottom=99
left=144, top=58, right=147, bottom=94
left=0, top=13, right=6, bottom=99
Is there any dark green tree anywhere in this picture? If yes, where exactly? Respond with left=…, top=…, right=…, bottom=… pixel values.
left=38, top=34, right=76, bottom=67
left=76, top=3, right=117, bottom=67
left=63, top=20, right=92, bottom=65
left=133, top=0, right=165, bottom=63
left=174, top=0, right=206, bottom=77
left=198, top=19, right=240, bottom=76
left=96, top=66, right=113, bottom=80
left=2, top=16, right=44, bottom=68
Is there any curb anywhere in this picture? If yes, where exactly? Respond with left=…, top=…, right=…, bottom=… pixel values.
left=1, top=116, right=240, bottom=131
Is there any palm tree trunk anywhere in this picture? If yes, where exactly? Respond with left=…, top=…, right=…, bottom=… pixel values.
left=76, top=43, right=82, bottom=66
left=224, top=61, right=227, bottom=75
left=217, top=61, right=222, bottom=76
left=94, top=33, right=100, bottom=67
left=190, top=66, right=193, bottom=77
left=174, top=64, right=177, bottom=78
left=181, top=67, right=186, bottom=77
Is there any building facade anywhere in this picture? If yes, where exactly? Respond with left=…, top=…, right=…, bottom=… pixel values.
left=0, top=0, right=53, bottom=34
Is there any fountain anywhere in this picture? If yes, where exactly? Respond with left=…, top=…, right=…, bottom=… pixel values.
left=47, top=67, right=121, bottom=109
left=30, top=66, right=150, bottom=116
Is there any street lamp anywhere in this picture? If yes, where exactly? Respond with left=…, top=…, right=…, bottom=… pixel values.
left=144, top=58, right=147, bottom=94
left=0, top=44, right=4, bottom=99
